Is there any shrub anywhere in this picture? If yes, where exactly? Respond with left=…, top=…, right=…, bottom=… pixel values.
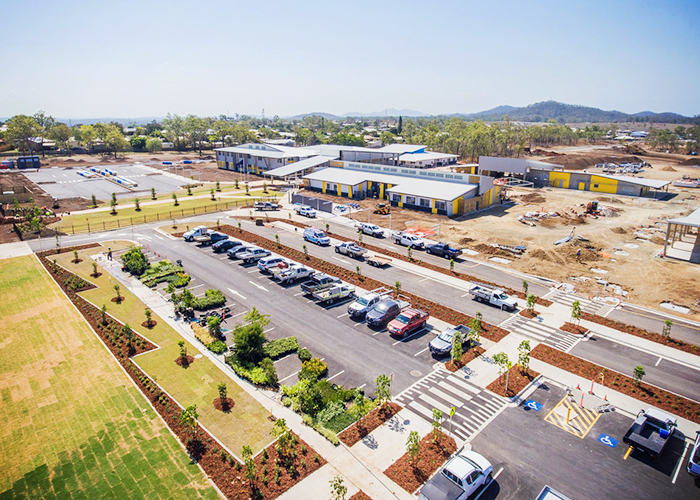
left=207, top=341, right=228, bottom=354
left=121, top=246, right=149, bottom=276
left=192, top=289, right=226, bottom=311
left=225, top=355, right=277, bottom=386
left=263, top=336, right=299, bottom=360
left=298, top=347, right=312, bottom=362
left=300, top=357, right=327, bottom=381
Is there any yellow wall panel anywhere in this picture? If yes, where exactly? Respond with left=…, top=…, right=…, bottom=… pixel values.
left=549, top=171, right=570, bottom=189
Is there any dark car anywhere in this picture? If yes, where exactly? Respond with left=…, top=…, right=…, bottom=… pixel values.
left=426, top=242, right=462, bottom=259
left=213, top=239, right=240, bottom=253
left=366, top=299, right=402, bottom=328
left=227, top=243, right=249, bottom=259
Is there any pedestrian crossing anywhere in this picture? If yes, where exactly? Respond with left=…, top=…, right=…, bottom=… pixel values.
left=396, top=370, right=507, bottom=444
left=545, top=290, right=614, bottom=316
left=499, top=314, right=580, bottom=352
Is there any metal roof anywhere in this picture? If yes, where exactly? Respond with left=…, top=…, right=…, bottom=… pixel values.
left=668, top=207, right=700, bottom=227
left=309, top=144, right=395, bottom=157
left=304, top=167, right=478, bottom=201
left=399, top=151, right=458, bottom=163
left=377, top=144, right=426, bottom=154
left=265, top=156, right=336, bottom=178
left=215, top=143, right=318, bottom=159
left=594, top=174, right=670, bottom=189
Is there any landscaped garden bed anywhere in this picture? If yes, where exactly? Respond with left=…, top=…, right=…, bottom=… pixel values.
left=560, top=322, right=587, bottom=335
left=39, top=245, right=327, bottom=499
left=445, top=346, right=485, bottom=372
left=349, top=491, right=372, bottom=500
left=519, top=309, right=538, bottom=319
left=338, top=402, right=402, bottom=447
left=486, top=365, right=540, bottom=398
left=218, top=225, right=510, bottom=342
left=532, top=344, right=700, bottom=424
left=581, top=312, right=699, bottom=355
left=384, top=431, right=457, bottom=494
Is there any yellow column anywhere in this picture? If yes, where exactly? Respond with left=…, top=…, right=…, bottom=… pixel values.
left=379, top=183, right=384, bottom=198
left=322, top=181, right=326, bottom=194
left=431, top=199, right=437, bottom=214
left=338, top=184, right=342, bottom=196
left=398, top=194, right=403, bottom=208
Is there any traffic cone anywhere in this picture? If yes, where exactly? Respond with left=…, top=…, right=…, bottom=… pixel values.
left=576, top=384, right=581, bottom=390
left=604, top=394, right=608, bottom=401
left=580, top=393, right=584, bottom=407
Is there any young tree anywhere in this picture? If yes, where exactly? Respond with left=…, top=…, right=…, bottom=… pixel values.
left=571, top=300, right=581, bottom=324
left=215, top=180, right=221, bottom=192
left=122, top=324, right=134, bottom=352
left=662, top=319, right=672, bottom=338
left=451, top=331, right=463, bottom=364
left=245, top=183, right=250, bottom=195
left=241, top=445, right=256, bottom=487
left=134, top=198, right=140, bottom=211
left=353, top=392, right=371, bottom=429
left=101, top=304, right=108, bottom=325
left=179, top=404, right=199, bottom=437
left=207, top=315, right=222, bottom=337
left=172, top=193, right=179, bottom=206
left=302, top=244, right=308, bottom=258
left=210, top=188, right=215, bottom=200
left=110, top=197, right=117, bottom=215
left=178, top=340, right=188, bottom=363
left=431, top=408, right=443, bottom=443
left=633, top=365, right=646, bottom=386
left=91, top=194, right=97, bottom=208
left=235, top=179, right=239, bottom=190
left=450, top=258, right=455, bottom=272
left=526, top=294, right=536, bottom=313
left=492, top=352, right=510, bottom=379
left=522, top=280, right=529, bottom=295
left=151, top=187, right=157, bottom=200
left=395, top=281, right=402, bottom=296
left=73, top=249, right=79, bottom=263
left=469, top=311, right=483, bottom=336
left=217, top=381, right=227, bottom=402
left=518, top=340, right=531, bottom=374
left=262, top=182, right=268, bottom=193
left=186, top=185, right=192, bottom=196
left=113, top=284, right=122, bottom=303
left=272, top=418, right=292, bottom=457
left=92, top=261, right=98, bottom=277
left=329, top=476, right=347, bottom=500
left=374, top=374, right=392, bottom=410
left=144, top=308, right=153, bottom=327
left=406, top=430, right=420, bottom=466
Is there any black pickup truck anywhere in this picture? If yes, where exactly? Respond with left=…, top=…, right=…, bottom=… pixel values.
left=426, top=242, right=462, bottom=259
left=300, top=274, right=341, bottom=295
left=623, top=408, right=677, bottom=457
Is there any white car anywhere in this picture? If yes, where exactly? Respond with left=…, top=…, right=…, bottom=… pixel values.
left=419, top=449, right=493, bottom=500
left=358, top=223, right=384, bottom=238
left=257, top=256, right=291, bottom=273
left=296, top=205, right=317, bottom=218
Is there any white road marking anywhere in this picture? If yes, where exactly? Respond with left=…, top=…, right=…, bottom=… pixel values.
left=392, top=327, right=429, bottom=345
left=230, top=310, right=247, bottom=318
left=655, top=356, right=662, bottom=367
left=327, top=370, right=345, bottom=381
left=354, top=322, right=364, bottom=327
left=188, top=284, right=204, bottom=290
left=258, top=275, right=269, bottom=279
left=332, top=256, right=350, bottom=264
left=337, top=312, right=349, bottom=318
left=154, top=234, right=164, bottom=240
left=293, top=292, right=305, bottom=296
left=357, top=383, right=367, bottom=390
left=264, top=327, right=275, bottom=333
left=278, top=372, right=297, bottom=383
left=461, top=292, right=471, bottom=297
left=248, top=280, right=268, bottom=292
left=672, top=441, right=689, bottom=483
left=418, top=277, right=430, bottom=282
left=227, top=288, right=247, bottom=300
left=248, top=269, right=259, bottom=273
left=414, top=346, right=430, bottom=357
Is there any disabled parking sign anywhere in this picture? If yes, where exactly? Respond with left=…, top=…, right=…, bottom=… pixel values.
left=524, top=399, right=542, bottom=411
left=597, top=433, right=618, bottom=448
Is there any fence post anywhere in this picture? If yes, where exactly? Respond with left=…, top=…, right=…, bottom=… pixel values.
left=87, top=222, right=90, bottom=234
left=103, top=222, right=105, bottom=230
left=143, top=215, right=146, bottom=223
left=181, top=209, right=184, bottom=216
left=157, top=213, right=160, bottom=221
left=194, top=207, right=196, bottom=214
left=117, top=219, right=120, bottom=228
left=72, top=225, right=75, bottom=234
left=170, top=211, right=172, bottom=219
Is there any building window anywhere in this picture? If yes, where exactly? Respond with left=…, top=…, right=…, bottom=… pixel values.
left=405, top=196, right=416, bottom=205
left=593, top=184, right=599, bottom=188
left=391, top=194, right=401, bottom=202
left=435, top=201, right=446, bottom=211
left=419, top=198, right=430, bottom=208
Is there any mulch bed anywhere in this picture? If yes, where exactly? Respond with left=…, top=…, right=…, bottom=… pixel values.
left=486, top=366, right=540, bottom=398
left=91, top=272, right=103, bottom=278
left=349, top=491, right=372, bottom=500
left=213, top=397, right=235, bottom=412
left=38, top=245, right=327, bottom=499
left=519, top=309, right=538, bottom=319
left=141, top=320, right=158, bottom=328
left=560, top=322, right=587, bottom=335
left=445, top=346, right=486, bottom=372
left=338, top=402, right=402, bottom=447
left=532, top=344, right=700, bottom=424
left=175, top=355, right=195, bottom=367
left=219, top=225, right=510, bottom=342
left=110, top=296, right=124, bottom=303
left=580, top=311, right=699, bottom=355
left=384, top=431, right=457, bottom=494
left=71, top=258, right=83, bottom=264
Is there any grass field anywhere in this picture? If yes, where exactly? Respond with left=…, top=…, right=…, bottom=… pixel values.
left=50, top=190, right=280, bottom=234
left=54, top=246, right=275, bottom=457
left=0, top=255, right=217, bottom=499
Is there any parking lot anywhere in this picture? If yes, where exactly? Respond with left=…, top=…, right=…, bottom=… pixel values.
left=470, top=382, right=699, bottom=499
left=23, top=164, right=190, bottom=201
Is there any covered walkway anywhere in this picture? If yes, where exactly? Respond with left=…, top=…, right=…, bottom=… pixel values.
left=664, top=207, right=700, bottom=263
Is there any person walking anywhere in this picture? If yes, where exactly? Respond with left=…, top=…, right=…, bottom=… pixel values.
left=107, top=247, right=113, bottom=261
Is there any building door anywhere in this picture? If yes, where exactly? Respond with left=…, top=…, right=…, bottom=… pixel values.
left=578, top=182, right=586, bottom=191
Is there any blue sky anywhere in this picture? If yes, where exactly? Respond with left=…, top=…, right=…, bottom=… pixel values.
left=1, top=0, right=698, bottom=118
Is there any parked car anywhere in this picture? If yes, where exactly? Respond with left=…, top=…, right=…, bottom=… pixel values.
left=300, top=274, right=341, bottom=295
left=271, top=264, right=315, bottom=284
left=296, top=205, right=317, bottom=218
left=623, top=408, right=678, bottom=458
left=254, top=201, right=280, bottom=211
left=257, top=256, right=291, bottom=273
left=303, top=228, right=330, bottom=246
left=213, top=239, right=240, bottom=253
left=688, top=431, right=700, bottom=477
left=335, top=241, right=367, bottom=259
left=391, top=231, right=425, bottom=249
left=429, top=325, right=473, bottom=356
left=312, top=284, right=355, bottom=304
left=387, top=308, right=429, bottom=337
left=426, top=242, right=462, bottom=259
left=348, top=288, right=391, bottom=318
left=183, top=225, right=209, bottom=242
left=193, top=232, right=228, bottom=246
left=418, top=448, right=493, bottom=500
left=366, top=298, right=409, bottom=328
left=237, top=247, right=272, bottom=264
left=224, top=241, right=246, bottom=257
left=358, top=223, right=384, bottom=238
left=228, top=245, right=252, bottom=259
left=469, top=284, right=517, bottom=311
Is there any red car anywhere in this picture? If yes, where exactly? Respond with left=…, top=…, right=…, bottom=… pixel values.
left=387, top=308, right=429, bottom=337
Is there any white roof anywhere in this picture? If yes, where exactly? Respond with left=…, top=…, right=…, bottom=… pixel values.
left=309, top=144, right=395, bottom=156
left=215, top=143, right=318, bottom=159
left=594, top=173, right=670, bottom=189
left=265, top=156, right=336, bottom=178
left=377, top=144, right=426, bottom=154
left=399, top=151, right=458, bottom=163
left=668, top=207, right=700, bottom=227
left=304, top=168, right=477, bottom=201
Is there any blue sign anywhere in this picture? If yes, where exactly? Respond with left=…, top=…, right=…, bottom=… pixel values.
left=524, top=399, right=542, bottom=411
left=598, top=433, right=618, bottom=448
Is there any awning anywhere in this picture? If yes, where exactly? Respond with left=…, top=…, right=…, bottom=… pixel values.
left=265, top=156, right=336, bottom=178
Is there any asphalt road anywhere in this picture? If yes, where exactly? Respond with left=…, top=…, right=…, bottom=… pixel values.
left=571, top=335, right=700, bottom=402
left=471, top=383, right=699, bottom=500
left=609, top=306, right=700, bottom=346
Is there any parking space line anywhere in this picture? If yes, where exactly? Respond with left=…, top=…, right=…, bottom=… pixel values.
left=327, top=370, right=345, bottom=381
left=357, top=383, right=367, bottom=390
left=248, top=269, right=258, bottom=273
left=655, top=356, right=662, bottom=367
left=392, top=327, right=430, bottom=345
left=473, top=467, right=502, bottom=500
left=230, top=310, right=247, bottom=318
left=293, top=292, right=305, bottom=296
left=672, top=442, right=690, bottom=483
left=264, top=327, right=275, bottom=333
left=354, top=323, right=364, bottom=327
left=188, top=284, right=204, bottom=290
left=414, top=346, right=429, bottom=357
left=279, top=372, right=298, bottom=383
left=258, top=275, right=269, bottom=279
left=337, top=312, right=348, bottom=318
left=461, top=292, right=471, bottom=297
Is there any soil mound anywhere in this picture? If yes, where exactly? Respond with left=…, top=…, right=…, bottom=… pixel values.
left=459, top=237, right=474, bottom=245
left=662, top=166, right=677, bottom=172
left=520, top=192, right=546, bottom=204
left=610, top=227, right=627, bottom=234
left=530, top=249, right=551, bottom=261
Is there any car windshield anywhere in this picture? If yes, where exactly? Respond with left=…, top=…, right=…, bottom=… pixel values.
left=437, top=331, right=454, bottom=342
left=499, top=294, right=508, bottom=300
left=357, top=297, right=369, bottom=306
left=376, top=303, right=390, bottom=312
left=395, top=314, right=410, bottom=324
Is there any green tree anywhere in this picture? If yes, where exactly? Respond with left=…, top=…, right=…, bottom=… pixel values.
left=526, top=294, right=536, bottom=313
left=329, top=476, right=347, bottom=500
left=179, top=404, right=199, bottom=437
left=522, top=280, right=529, bottom=295
left=217, top=381, right=227, bottom=402
left=272, top=418, right=292, bottom=457
left=151, top=187, right=157, bottom=200
left=104, top=124, right=130, bottom=157
left=129, top=135, right=147, bottom=150
left=49, top=123, right=72, bottom=151
left=451, top=331, right=463, bottom=364
left=90, top=194, right=97, bottom=208
left=178, top=339, right=188, bottom=362
left=633, top=365, right=646, bottom=386
left=6, top=114, right=39, bottom=154
left=395, top=281, right=401, bottom=296
left=121, top=245, right=149, bottom=276
left=662, top=319, right=672, bottom=338
left=144, top=308, right=153, bottom=327
left=518, top=340, right=531, bottom=373
left=234, top=321, right=267, bottom=364
left=493, top=352, right=513, bottom=392
left=374, top=374, right=392, bottom=409
left=146, top=137, right=163, bottom=153
left=241, top=445, right=256, bottom=486
left=244, top=306, right=271, bottom=327
left=571, top=300, right=581, bottom=324
left=215, top=180, right=221, bottom=192
left=432, top=408, right=443, bottom=443
left=172, top=193, right=179, bottom=206
left=113, top=284, right=122, bottom=303
left=353, top=392, right=371, bottom=429
left=100, top=304, right=108, bottom=325
left=406, top=430, right=420, bottom=466
left=163, top=113, right=187, bottom=150
left=79, top=124, right=96, bottom=151
left=33, top=111, right=55, bottom=158
left=122, top=324, right=134, bottom=352
left=185, top=114, right=209, bottom=155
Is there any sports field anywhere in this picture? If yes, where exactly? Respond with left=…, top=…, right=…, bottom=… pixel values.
left=0, top=255, right=218, bottom=499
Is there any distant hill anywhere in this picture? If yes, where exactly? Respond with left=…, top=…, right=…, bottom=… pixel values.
left=287, top=112, right=341, bottom=121
left=342, top=108, right=429, bottom=118
left=459, top=101, right=695, bottom=124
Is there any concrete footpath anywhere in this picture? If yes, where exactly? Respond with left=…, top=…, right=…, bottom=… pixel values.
left=0, top=241, right=33, bottom=260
